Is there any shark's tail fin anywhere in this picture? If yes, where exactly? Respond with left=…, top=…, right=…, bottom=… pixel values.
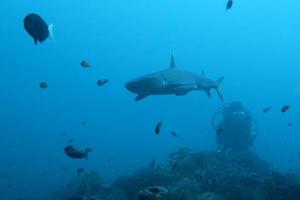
left=48, top=24, right=55, bottom=41
left=215, top=77, right=224, bottom=102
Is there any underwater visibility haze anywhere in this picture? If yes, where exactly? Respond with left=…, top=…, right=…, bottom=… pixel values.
left=1, top=0, right=300, bottom=199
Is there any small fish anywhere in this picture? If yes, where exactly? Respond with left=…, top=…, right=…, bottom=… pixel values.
left=68, top=138, right=74, bottom=144
left=171, top=131, right=179, bottom=137
left=288, top=122, right=293, bottom=127
left=155, top=122, right=162, bottom=134
left=80, top=61, right=91, bottom=68
left=64, top=145, right=92, bottom=159
left=216, top=127, right=224, bottom=135
left=23, top=13, right=53, bottom=45
left=97, top=79, right=109, bottom=86
left=77, top=168, right=85, bottom=176
left=39, top=81, right=48, bottom=89
left=281, top=105, right=290, bottom=113
left=262, top=106, right=272, bottom=113
left=1, top=174, right=8, bottom=179
left=60, top=132, right=67, bottom=136
left=226, top=0, right=233, bottom=10
left=81, top=121, right=87, bottom=126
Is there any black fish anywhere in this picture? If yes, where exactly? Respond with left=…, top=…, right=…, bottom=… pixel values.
left=171, top=131, right=179, bottom=137
left=80, top=61, right=91, bottom=68
left=155, top=122, right=162, bottom=134
left=68, top=138, right=74, bottom=144
left=60, top=132, right=67, bottom=136
left=39, top=81, right=48, bottom=89
left=1, top=174, right=8, bottom=179
left=262, top=106, right=272, bottom=113
left=226, top=0, right=233, bottom=10
left=97, top=79, right=109, bottom=86
left=281, top=105, right=290, bottom=113
left=64, top=145, right=92, bottom=159
left=77, top=168, right=85, bottom=176
left=24, top=13, right=52, bottom=45
left=288, top=122, right=293, bottom=127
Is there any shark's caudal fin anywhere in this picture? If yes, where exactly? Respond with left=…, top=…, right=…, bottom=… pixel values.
left=48, top=24, right=55, bottom=42
left=170, top=54, right=176, bottom=69
left=215, top=77, right=224, bottom=102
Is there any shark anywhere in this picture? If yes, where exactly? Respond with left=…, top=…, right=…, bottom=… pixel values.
left=125, top=55, right=224, bottom=102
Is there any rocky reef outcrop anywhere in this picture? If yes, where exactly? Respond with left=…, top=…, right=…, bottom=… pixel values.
left=51, top=148, right=300, bottom=200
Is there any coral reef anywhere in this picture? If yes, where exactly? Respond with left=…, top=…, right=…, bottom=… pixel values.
left=51, top=172, right=103, bottom=200
left=197, top=192, right=224, bottom=200
left=78, top=171, right=103, bottom=197
left=137, top=186, right=168, bottom=200
left=51, top=148, right=300, bottom=200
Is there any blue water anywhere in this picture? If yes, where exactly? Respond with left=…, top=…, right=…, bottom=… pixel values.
left=1, top=0, right=300, bottom=199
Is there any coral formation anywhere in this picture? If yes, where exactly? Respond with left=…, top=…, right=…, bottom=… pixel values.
left=78, top=171, right=103, bottom=197
left=51, top=148, right=300, bottom=200
left=137, top=186, right=168, bottom=200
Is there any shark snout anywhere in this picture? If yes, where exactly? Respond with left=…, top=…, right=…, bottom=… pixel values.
left=125, top=77, right=165, bottom=94
left=125, top=80, right=139, bottom=93
left=125, top=81, right=133, bottom=91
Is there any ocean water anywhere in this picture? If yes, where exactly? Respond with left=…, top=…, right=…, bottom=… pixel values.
left=1, top=0, right=300, bottom=199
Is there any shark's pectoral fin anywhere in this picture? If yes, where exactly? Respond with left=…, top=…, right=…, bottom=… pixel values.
left=175, top=91, right=189, bottom=96
left=135, top=94, right=148, bottom=101
left=215, top=88, right=224, bottom=102
left=205, top=89, right=212, bottom=99
left=215, top=77, right=224, bottom=102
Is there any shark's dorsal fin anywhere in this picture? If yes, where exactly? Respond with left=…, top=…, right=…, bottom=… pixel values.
left=170, top=54, right=176, bottom=69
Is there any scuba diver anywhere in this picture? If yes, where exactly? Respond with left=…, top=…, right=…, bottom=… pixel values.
left=212, top=101, right=258, bottom=151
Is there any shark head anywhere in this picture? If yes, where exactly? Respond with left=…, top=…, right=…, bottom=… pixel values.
left=125, top=76, right=166, bottom=94
left=125, top=54, right=176, bottom=96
